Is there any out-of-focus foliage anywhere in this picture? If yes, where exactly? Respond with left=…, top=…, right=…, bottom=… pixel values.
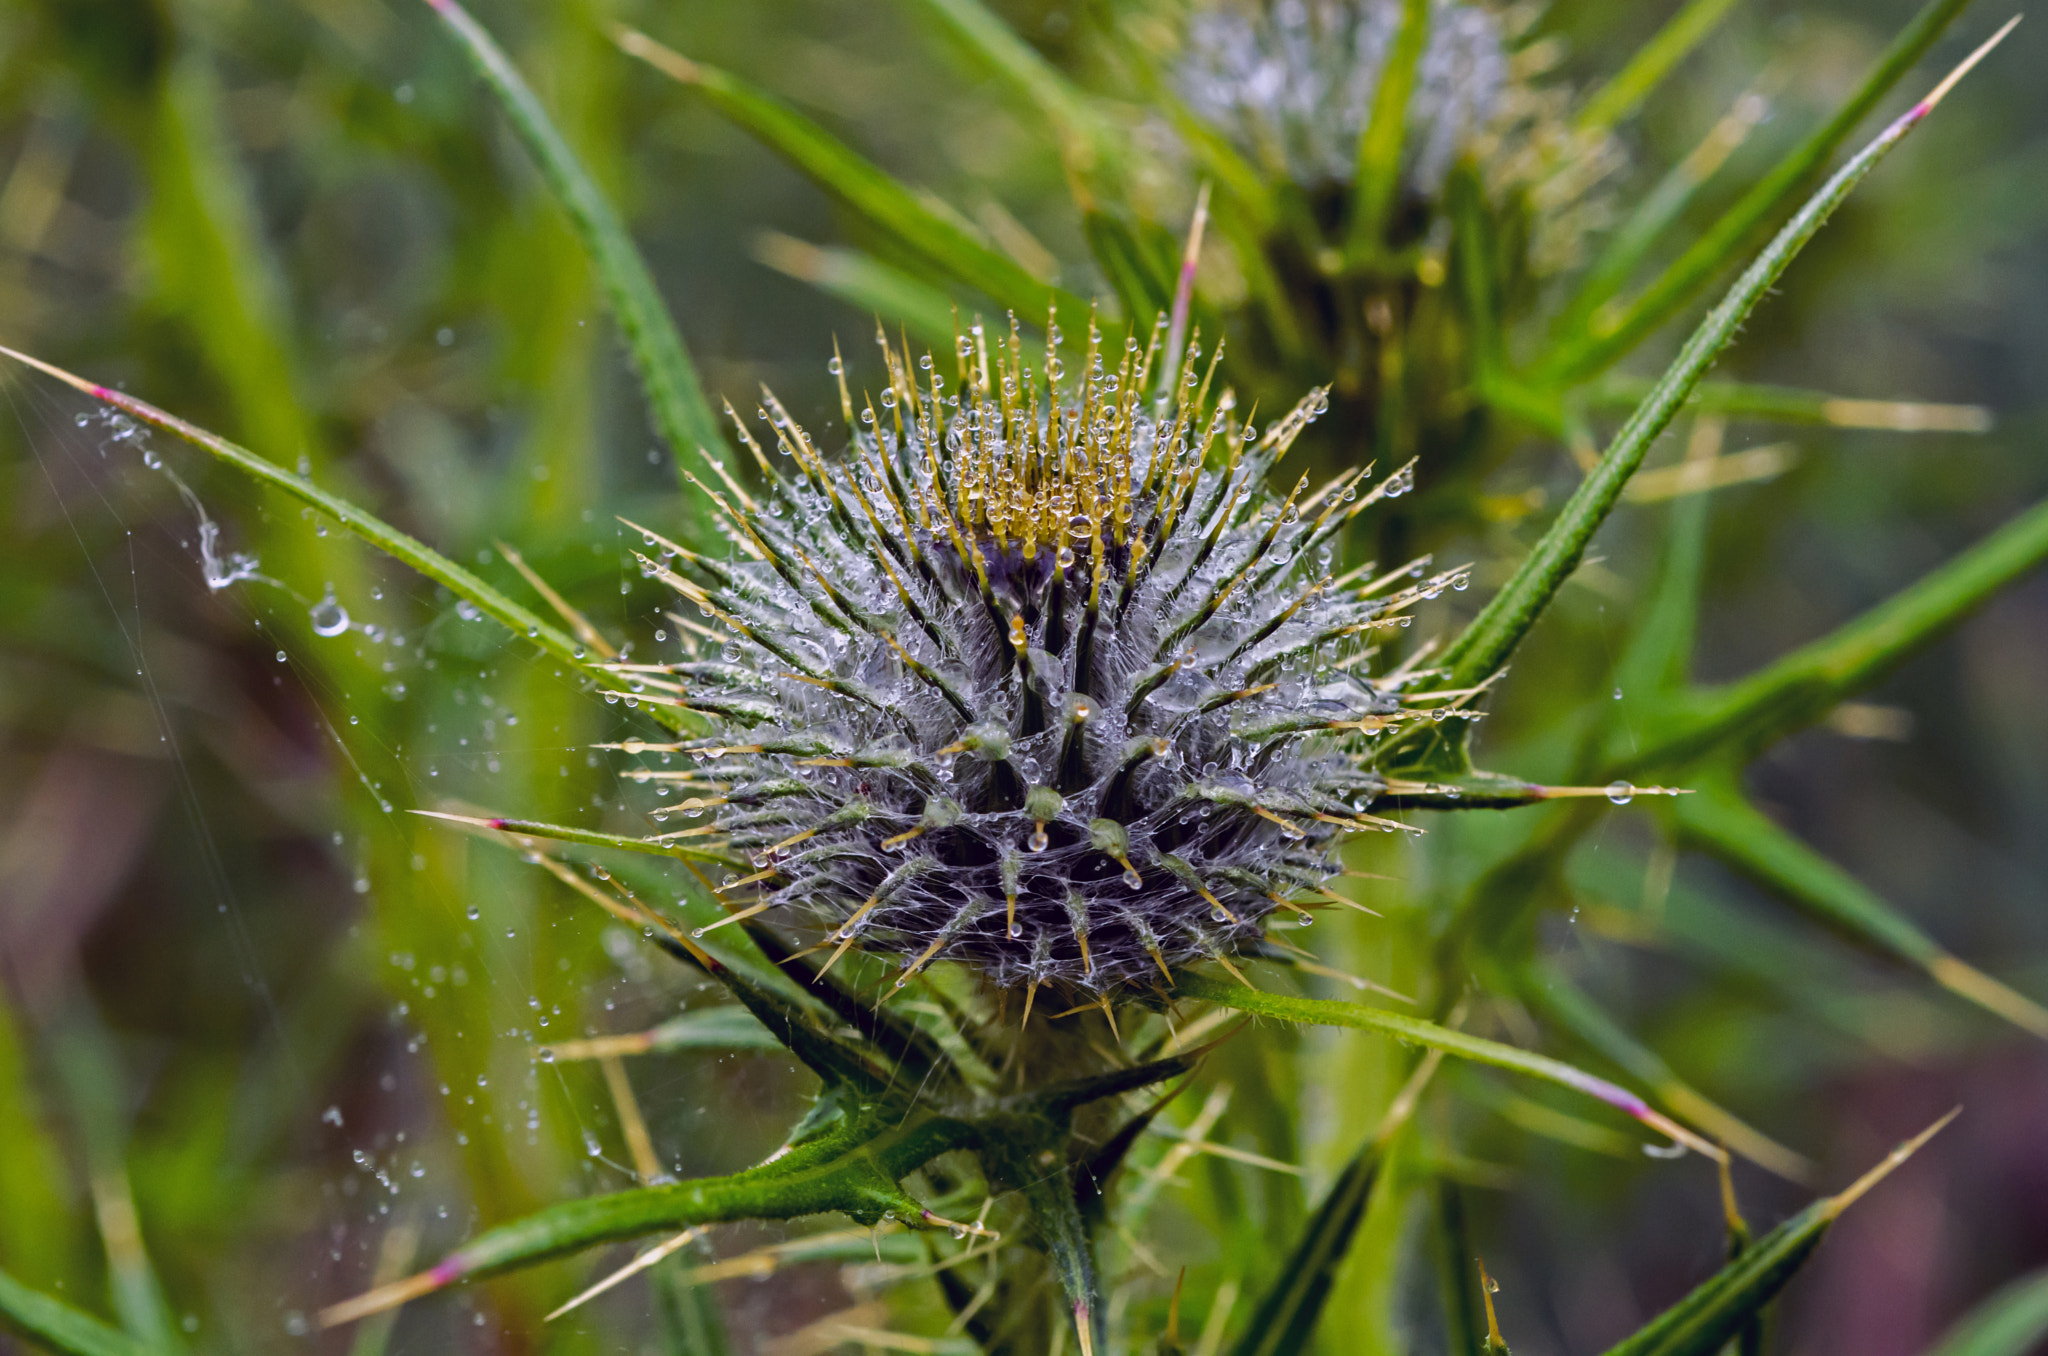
left=0, top=1, right=2044, bottom=1354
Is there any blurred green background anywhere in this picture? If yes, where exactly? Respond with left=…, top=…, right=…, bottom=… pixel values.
left=0, top=0, right=2044, bottom=1353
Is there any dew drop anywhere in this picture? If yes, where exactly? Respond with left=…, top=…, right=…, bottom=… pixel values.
left=1605, top=781, right=1636, bottom=806
left=1123, top=867, right=1142, bottom=889
left=310, top=595, right=350, bottom=637
left=1028, top=828, right=1049, bottom=852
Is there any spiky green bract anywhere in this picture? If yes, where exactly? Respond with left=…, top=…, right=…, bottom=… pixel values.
left=632, top=320, right=1468, bottom=995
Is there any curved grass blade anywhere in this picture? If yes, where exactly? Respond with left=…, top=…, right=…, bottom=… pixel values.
left=1169, top=973, right=1722, bottom=1159
left=1609, top=427, right=1717, bottom=701
left=896, top=0, right=1112, bottom=169
left=0, top=1270, right=152, bottom=1356
left=1575, top=0, right=1748, bottom=134
left=1600, top=1112, right=1955, bottom=1356
left=1345, top=0, right=1429, bottom=257
left=1670, top=785, right=2048, bottom=1039
left=1555, top=77, right=1775, bottom=340
left=423, top=0, right=724, bottom=464
left=0, top=346, right=679, bottom=727
left=614, top=27, right=1084, bottom=327
left=1921, top=1266, right=2048, bottom=1356
left=1548, top=0, right=1982, bottom=380
left=1520, top=963, right=1811, bottom=1181
left=1623, top=495, right=2048, bottom=770
left=317, top=1111, right=976, bottom=1329
left=751, top=233, right=961, bottom=351
left=1435, top=26, right=2008, bottom=697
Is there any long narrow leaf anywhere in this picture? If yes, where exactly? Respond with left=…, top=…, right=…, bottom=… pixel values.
left=1437, top=31, right=2002, bottom=695
left=1555, top=78, right=1774, bottom=339
left=896, top=0, right=1111, bottom=167
left=0, top=348, right=691, bottom=732
left=614, top=28, right=1084, bottom=327
left=1548, top=0, right=1978, bottom=379
left=1520, top=963, right=1810, bottom=1180
left=0, top=1270, right=151, bottom=1356
left=423, top=0, right=725, bottom=465
left=1921, top=1266, right=2048, bottom=1356
left=1599, top=1113, right=1954, bottom=1356
left=1169, top=973, right=1721, bottom=1158
left=751, top=234, right=962, bottom=351
left=1346, top=0, right=1430, bottom=255
left=1624, top=495, right=2048, bottom=769
left=1575, top=0, right=1748, bottom=133
left=1670, top=783, right=2048, bottom=1038
left=317, top=1112, right=975, bottom=1330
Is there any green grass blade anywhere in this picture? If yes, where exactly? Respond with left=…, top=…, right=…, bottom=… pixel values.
left=1670, top=782, right=2048, bottom=1039
left=1626, top=496, right=2048, bottom=768
left=0, top=346, right=677, bottom=713
left=1613, top=462, right=1714, bottom=702
left=615, top=28, right=1084, bottom=327
left=315, top=1112, right=974, bottom=1332
left=1601, top=1114, right=1953, bottom=1356
left=1437, top=66, right=1969, bottom=694
left=1553, top=81, right=1773, bottom=342
left=424, top=0, right=723, bottom=466
left=1082, top=208, right=1176, bottom=321
left=1548, top=0, right=1976, bottom=380
left=1921, top=1266, right=2048, bottom=1356
left=1169, top=973, right=1719, bottom=1157
left=1575, top=0, right=1748, bottom=134
left=897, top=0, right=1110, bottom=167
left=0, top=1270, right=152, bottom=1356
left=1224, top=1140, right=1383, bottom=1356
left=0, top=998, right=84, bottom=1295
left=751, top=233, right=962, bottom=351
left=1520, top=964, right=1810, bottom=1181
left=1346, top=0, right=1430, bottom=256
left=49, top=1023, right=181, bottom=1353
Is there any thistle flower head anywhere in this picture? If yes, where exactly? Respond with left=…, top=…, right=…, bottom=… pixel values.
left=633, top=317, right=1466, bottom=995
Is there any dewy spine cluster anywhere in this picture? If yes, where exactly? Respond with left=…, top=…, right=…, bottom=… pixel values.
left=621, top=316, right=1469, bottom=994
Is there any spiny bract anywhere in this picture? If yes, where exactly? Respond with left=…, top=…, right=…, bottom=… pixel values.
left=625, top=317, right=1471, bottom=994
